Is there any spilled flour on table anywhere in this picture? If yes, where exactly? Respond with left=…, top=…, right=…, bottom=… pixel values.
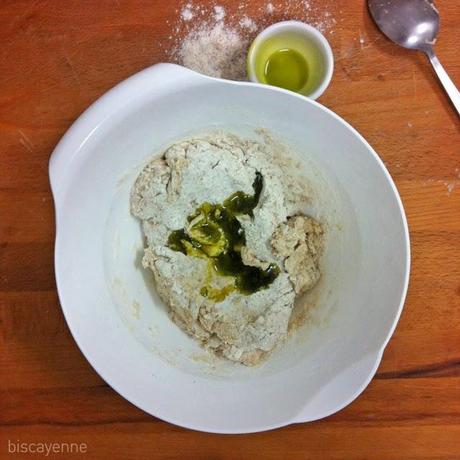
left=166, top=0, right=337, bottom=80
left=422, top=168, right=460, bottom=197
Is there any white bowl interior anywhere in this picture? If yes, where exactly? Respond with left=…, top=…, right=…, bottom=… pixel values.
left=52, top=64, right=408, bottom=433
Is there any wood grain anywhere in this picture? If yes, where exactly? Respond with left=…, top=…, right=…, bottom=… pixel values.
left=0, top=0, right=459, bottom=458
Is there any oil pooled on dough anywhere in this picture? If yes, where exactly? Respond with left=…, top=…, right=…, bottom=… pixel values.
left=168, top=172, right=280, bottom=301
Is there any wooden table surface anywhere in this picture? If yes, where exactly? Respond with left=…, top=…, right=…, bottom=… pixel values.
left=1, top=0, right=459, bottom=458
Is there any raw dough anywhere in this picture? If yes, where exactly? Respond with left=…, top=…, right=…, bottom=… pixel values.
left=271, top=215, right=324, bottom=295
left=130, top=133, right=324, bottom=365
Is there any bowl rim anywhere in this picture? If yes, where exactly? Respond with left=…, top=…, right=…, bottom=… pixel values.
left=49, top=63, right=411, bottom=433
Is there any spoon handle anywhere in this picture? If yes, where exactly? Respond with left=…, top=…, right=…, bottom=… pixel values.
left=426, top=49, right=460, bottom=116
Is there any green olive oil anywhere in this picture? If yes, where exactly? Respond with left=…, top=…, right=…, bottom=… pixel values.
left=167, top=172, right=280, bottom=302
left=264, top=48, right=309, bottom=92
left=250, top=32, right=325, bottom=95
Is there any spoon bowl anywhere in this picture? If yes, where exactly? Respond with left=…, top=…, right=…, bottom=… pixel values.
left=368, top=0, right=439, bottom=51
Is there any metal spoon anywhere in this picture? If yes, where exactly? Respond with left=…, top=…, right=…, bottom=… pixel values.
left=368, top=0, right=460, bottom=115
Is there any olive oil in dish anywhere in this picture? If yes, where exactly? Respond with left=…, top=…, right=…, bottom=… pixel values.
left=263, top=48, right=309, bottom=92
left=247, top=21, right=333, bottom=98
left=252, top=32, right=325, bottom=95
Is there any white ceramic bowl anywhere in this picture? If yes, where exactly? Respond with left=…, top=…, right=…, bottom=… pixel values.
left=247, top=21, right=334, bottom=99
left=50, top=63, right=410, bottom=434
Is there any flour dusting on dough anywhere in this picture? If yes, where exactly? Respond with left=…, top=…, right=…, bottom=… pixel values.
left=131, top=132, right=324, bottom=365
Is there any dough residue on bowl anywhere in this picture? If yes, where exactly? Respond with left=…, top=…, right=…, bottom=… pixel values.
left=130, top=132, right=324, bottom=365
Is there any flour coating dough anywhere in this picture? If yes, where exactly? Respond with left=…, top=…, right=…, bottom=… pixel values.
left=131, top=133, right=324, bottom=365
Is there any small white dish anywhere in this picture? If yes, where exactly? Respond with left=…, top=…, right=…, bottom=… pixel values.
left=49, top=64, right=409, bottom=434
left=247, top=21, right=334, bottom=99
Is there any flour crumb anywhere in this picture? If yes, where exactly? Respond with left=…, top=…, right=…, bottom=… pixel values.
left=181, top=3, right=194, bottom=21
left=266, top=3, right=275, bottom=14
left=240, top=16, right=258, bottom=32
left=443, top=170, right=460, bottom=196
left=359, top=29, right=365, bottom=47
left=446, top=181, right=456, bottom=195
left=213, top=5, right=226, bottom=21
